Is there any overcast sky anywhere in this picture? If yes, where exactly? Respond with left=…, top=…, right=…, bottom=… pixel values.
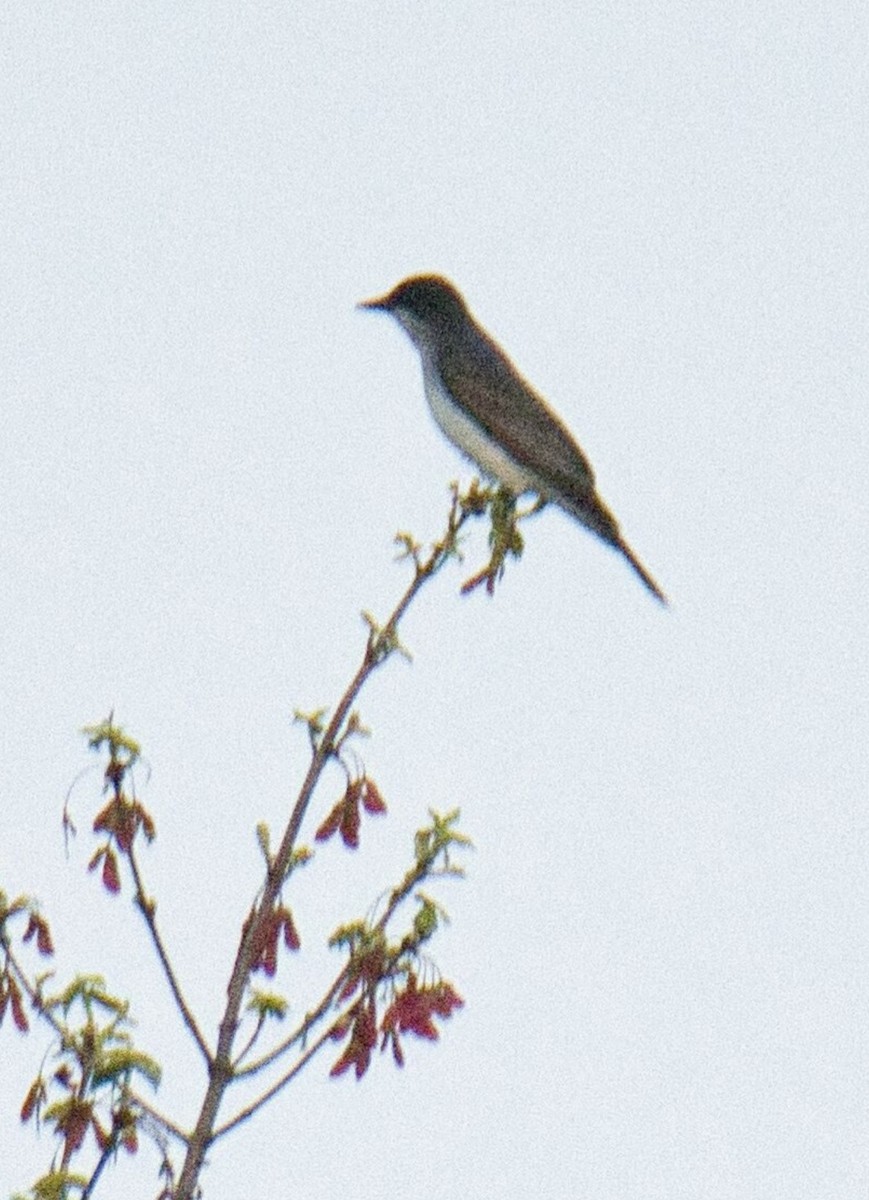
left=2, top=3, right=867, bottom=1197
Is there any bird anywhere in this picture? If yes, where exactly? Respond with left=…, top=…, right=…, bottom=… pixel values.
left=358, top=274, right=666, bottom=604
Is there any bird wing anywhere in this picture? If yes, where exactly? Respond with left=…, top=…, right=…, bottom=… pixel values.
left=437, top=329, right=598, bottom=503
left=436, top=320, right=667, bottom=603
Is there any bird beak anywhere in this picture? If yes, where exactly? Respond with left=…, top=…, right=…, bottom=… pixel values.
left=357, top=290, right=391, bottom=312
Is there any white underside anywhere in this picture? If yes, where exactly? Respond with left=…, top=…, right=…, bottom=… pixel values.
left=422, top=362, right=540, bottom=495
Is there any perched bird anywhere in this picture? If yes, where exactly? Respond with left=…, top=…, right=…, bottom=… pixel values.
left=359, top=274, right=666, bottom=604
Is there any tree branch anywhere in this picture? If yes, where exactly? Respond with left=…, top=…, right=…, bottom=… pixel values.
left=173, top=495, right=470, bottom=1199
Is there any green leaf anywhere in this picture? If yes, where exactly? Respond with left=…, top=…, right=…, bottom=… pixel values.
left=91, top=1047, right=161, bottom=1089
left=248, top=990, right=289, bottom=1020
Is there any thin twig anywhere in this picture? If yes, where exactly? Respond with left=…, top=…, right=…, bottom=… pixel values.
left=128, top=847, right=212, bottom=1066
left=127, top=1091, right=190, bottom=1144
left=234, top=963, right=348, bottom=1077
left=81, top=1131, right=118, bottom=1199
left=214, top=1017, right=341, bottom=1140
left=6, top=948, right=67, bottom=1039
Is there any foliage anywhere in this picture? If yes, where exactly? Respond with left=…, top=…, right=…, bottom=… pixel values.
left=2, top=484, right=524, bottom=1199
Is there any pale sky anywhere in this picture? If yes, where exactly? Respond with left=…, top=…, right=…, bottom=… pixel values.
left=2, top=3, right=867, bottom=1198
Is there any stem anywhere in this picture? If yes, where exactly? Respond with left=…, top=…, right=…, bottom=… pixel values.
left=212, top=1020, right=338, bottom=1140
left=128, top=848, right=211, bottom=1065
left=173, top=499, right=469, bottom=1199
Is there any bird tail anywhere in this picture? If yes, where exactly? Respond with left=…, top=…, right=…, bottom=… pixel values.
left=558, top=490, right=668, bottom=605
left=616, top=536, right=668, bottom=605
